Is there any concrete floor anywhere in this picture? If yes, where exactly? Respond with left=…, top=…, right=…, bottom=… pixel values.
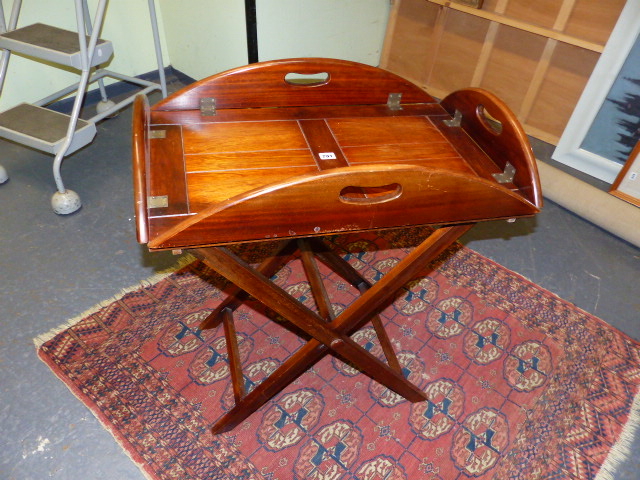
left=0, top=82, right=639, bottom=479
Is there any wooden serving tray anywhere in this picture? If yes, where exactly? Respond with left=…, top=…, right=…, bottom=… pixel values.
left=132, top=58, right=541, bottom=250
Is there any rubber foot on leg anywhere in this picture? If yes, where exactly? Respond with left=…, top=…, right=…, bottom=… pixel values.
left=96, top=99, right=118, bottom=117
left=51, top=189, right=81, bottom=215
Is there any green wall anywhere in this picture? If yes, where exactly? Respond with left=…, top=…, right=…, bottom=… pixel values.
left=157, top=0, right=247, bottom=80
left=0, top=0, right=390, bottom=109
left=0, top=0, right=169, bottom=110
left=257, top=0, right=390, bottom=67
left=159, top=0, right=390, bottom=80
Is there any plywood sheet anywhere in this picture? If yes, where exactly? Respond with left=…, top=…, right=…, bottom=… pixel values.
left=564, top=0, right=626, bottom=45
left=382, top=0, right=439, bottom=88
left=480, top=25, right=547, bottom=114
left=478, top=0, right=505, bottom=14
left=525, top=42, right=599, bottom=140
left=430, top=10, right=488, bottom=94
left=381, top=0, right=626, bottom=144
left=504, top=0, right=561, bottom=30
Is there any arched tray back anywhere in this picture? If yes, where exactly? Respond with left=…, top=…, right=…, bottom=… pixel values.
left=153, top=58, right=436, bottom=111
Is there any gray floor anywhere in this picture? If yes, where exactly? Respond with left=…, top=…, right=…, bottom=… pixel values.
left=1, top=82, right=639, bottom=479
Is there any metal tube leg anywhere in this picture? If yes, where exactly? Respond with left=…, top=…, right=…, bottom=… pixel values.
left=0, top=47, right=11, bottom=97
left=52, top=151, right=67, bottom=193
left=81, top=0, right=111, bottom=108
left=97, top=78, right=109, bottom=102
left=0, top=0, right=23, bottom=95
left=80, top=0, right=113, bottom=113
left=49, top=0, right=110, bottom=214
left=50, top=57, right=90, bottom=195
left=50, top=152, right=81, bottom=214
left=0, top=49, right=10, bottom=94
left=95, top=77, right=116, bottom=116
left=148, top=0, right=167, bottom=97
left=50, top=65, right=92, bottom=214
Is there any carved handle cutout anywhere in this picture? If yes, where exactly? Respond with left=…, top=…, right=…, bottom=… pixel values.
left=476, top=105, right=503, bottom=135
left=339, top=183, right=402, bottom=205
left=284, top=72, right=330, bottom=86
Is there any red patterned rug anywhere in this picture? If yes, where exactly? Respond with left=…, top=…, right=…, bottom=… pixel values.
left=36, top=227, right=640, bottom=480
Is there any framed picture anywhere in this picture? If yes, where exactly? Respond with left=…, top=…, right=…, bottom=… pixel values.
left=610, top=139, right=640, bottom=207
left=552, top=1, right=640, bottom=183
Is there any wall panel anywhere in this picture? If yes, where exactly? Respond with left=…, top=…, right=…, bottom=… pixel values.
left=381, top=0, right=626, bottom=143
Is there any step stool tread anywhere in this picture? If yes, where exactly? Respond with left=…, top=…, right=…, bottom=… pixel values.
left=0, top=23, right=108, bottom=55
left=0, top=103, right=91, bottom=144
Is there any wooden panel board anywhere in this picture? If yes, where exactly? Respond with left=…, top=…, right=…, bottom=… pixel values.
left=382, top=0, right=439, bottom=88
left=327, top=112, right=514, bottom=181
left=186, top=166, right=318, bottom=211
left=380, top=0, right=626, bottom=144
left=298, top=119, right=349, bottom=170
left=178, top=112, right=501, bottom=212
left=327, top=115, right=472, bottom=173
left=480, top=25, right=547, bottom=114
left=564, top=0, right=626, bottom=45
left=328, top=116, right=438, bottom=146
left=478, top=0, right=504, bottom=14
left=503, top=0, right=561, bottom=30
left=430, top=10, right=489, bottom=94
left=185, top=150, right=315, bottom=173
left=525, top=42, right=599, bottom=141
left=148, top=125, right=188, bottom=216
left=344, top=145, right=473, bottom=173
left=181, top=121, right=309, bottom=155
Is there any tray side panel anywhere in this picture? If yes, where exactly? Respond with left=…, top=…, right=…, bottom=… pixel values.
left=148, top=165, right=539, bottom=249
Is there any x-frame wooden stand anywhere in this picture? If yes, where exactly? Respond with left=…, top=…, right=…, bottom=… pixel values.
left=194, top=224, right=472, bottom=433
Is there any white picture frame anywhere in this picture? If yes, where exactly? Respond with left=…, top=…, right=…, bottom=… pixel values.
left=552, top=1, right=640, bottom=183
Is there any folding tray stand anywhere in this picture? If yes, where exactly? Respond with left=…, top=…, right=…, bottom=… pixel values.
left=132, top=58, right=543, bottom=434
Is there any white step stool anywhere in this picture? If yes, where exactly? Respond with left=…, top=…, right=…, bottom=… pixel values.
left=0, top=0, right=167, bottom=214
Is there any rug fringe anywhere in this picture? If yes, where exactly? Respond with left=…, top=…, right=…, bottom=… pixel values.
left=36, top=345, right=160, bottom=480
left=31, top=255, right=198, bottom=480
left=595, top=387, right=640, bottom=480
left=32, top=254, right=196, bottom=349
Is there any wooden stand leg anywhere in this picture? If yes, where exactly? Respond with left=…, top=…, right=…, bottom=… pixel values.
left=195, top=224, right=473, bottom=433
left=297, top=238, right=335, bottom=322
left=309, top=238, right=402, bottom=372
left=199, top=239, right=297, bottom=330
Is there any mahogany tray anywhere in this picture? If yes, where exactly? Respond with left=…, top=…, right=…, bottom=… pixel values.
left=132, top=58, right=541, bottom=251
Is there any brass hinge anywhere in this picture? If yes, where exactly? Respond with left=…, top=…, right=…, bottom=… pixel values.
left=387, top=92, right=402, bottom=111
left=148, top=195, right=168, bottom=208
left=200, top=97, right=216, bottom=116
left=492, top=162, right=516, bottom=184
left=444, top=110, right=462, bottom=127
left=149, top=129, right=166, bottom=139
